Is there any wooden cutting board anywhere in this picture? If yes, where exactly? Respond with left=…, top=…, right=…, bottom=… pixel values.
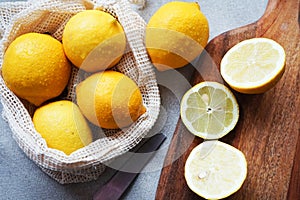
left=155, top=0, right=299, bottom=199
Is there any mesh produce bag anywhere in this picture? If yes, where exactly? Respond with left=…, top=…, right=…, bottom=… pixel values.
left=0, top=0, right=160, bottom=184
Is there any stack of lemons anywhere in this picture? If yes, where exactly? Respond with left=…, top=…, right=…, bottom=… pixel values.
left=2, top=9, right=145, bottom=155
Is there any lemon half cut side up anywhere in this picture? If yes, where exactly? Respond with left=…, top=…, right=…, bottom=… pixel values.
left=220, top=37, right=286, bottom=94
left=180, top=81, right=239, bottom=140
left=185, top=140, right=247, bottom=199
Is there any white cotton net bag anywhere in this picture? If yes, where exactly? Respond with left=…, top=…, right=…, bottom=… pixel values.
left=0, top=0, right=160, bottom=184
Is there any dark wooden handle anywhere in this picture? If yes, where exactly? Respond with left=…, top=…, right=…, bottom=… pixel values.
left=156, top=0, right=300, bottom=199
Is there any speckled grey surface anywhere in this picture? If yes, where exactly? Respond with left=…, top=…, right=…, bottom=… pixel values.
left=0, top=0, right=268, bottom=199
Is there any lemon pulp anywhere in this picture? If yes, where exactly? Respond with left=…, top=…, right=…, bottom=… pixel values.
left=220, top=37, right=286, bottom=94
left=185, top=141, right=247, bottom=199
left=180, top=82, right=239, bottom=139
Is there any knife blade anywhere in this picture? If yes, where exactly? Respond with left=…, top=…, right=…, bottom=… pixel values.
left=93, top=133, right=167, bottom=200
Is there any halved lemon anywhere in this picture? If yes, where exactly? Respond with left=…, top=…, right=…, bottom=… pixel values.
left=185, top=140, right=247, bottom=199
left=220, top=37, right=286, bottom=94
left=180, top=81, right=239, bottom=139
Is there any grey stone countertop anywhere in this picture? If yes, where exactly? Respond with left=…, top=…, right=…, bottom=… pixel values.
left=0, top=0, right=268, bottom=199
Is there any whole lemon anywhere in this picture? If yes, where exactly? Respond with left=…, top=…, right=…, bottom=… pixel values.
left=146, top=1, right=209, bottom=71
left=2, top=33, right=71, bottom=106
left=62, top=10, right=126, bottom=72
left=33, top=100, right=93, bottom=155
left=76, top=71, right=146, bottom=129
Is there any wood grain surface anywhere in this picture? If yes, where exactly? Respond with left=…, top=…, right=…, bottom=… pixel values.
left=155, top=0, right=300, bottom=199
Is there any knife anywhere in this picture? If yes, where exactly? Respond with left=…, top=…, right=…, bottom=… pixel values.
left=93, top=133, right=167, bottom=200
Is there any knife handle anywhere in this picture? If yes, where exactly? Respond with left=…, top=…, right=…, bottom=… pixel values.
left=93, top=133, right=166, bottom=200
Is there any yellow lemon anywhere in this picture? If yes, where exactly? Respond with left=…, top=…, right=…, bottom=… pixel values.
left=220, top=38, right=286, bottom=94
left=76, top=71, right=146, bottom=129
left=180, top=82, right=239, bottom=139
left=146, top=1, right=209, bottom=71
left=2, top=33, right=71, bottom=106
left=33, top=100, right=92, bottom=155
left=62, top=10, right=126, bottom=72
left=185, top=141, right=247, bottom=199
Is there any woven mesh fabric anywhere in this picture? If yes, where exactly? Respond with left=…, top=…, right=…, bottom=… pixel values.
left=0, top=0, right=160, bottom=184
